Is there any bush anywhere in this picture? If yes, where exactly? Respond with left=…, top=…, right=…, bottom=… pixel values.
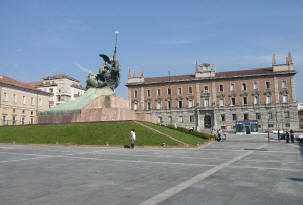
left=165, top=125, right=213, bottom=139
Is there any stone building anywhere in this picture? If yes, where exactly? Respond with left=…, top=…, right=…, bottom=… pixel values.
left=28, top=74, right=86, bottom=107
left=126, top=53, right=298, bottom=133
left=0, top=75, right=50, bottom=126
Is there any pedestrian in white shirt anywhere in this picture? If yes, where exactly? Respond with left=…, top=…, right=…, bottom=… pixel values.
left=130, top=128, right=136, bottom=149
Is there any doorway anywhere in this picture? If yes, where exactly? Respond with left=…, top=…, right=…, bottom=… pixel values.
left=204, top=115, right=212, bottom=128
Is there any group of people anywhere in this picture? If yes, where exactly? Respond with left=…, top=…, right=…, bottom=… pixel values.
left=278, top=129, right=295, bottom=143
left=212, top=129, right=227, bottom=142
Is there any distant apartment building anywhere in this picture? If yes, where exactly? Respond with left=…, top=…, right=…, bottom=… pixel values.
left=126, top=53, right=299, bottom=132
left=28, top=74, right=86, bottom=107
left=0, top=75, right=50, bottom=126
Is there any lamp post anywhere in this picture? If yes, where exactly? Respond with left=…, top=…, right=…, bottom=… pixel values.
left=267, top=112, right=272, bottom=143
left=168, top=71, right=172, bottom=126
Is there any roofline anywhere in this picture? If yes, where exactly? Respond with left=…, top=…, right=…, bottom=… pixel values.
left=0, top=82, right=51, bottom=96
left=42, top=74, right=80, bottom=83
left=126, top=70, right=297, bottom=87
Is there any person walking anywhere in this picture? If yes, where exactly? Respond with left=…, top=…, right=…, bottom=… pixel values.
left=129, top=128, right=136, bottom=149
left=290, top=129, right=294, bottom=143
left=285, top=130, right=290, bottom=143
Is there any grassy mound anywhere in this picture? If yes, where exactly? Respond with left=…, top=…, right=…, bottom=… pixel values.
left=0, top=122, right=179, bottom=146
left=142, top=122, right=210, bottom=145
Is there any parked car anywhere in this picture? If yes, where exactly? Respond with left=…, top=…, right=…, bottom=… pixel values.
left=295, top=134, right=303, bottom=143
left=273, top=130, right=285, bottom=134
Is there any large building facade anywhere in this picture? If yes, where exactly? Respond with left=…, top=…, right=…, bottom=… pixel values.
left=126, top=53, right=298, bottom=132
left=28, top=74, right=86, bottom=107
left=0, top=75, right=50, bottom=126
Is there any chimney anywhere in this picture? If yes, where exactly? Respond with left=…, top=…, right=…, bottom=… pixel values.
left=272, top=53, right=276, bottom=65
left=195, top=60, right=199, bottom=73
left=128, top=67, right=131, bottom=78
left=140, top=66, right=144, bottom=78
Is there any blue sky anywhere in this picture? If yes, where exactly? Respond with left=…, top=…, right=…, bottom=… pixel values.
left=0, top=0, right=302, bottom=101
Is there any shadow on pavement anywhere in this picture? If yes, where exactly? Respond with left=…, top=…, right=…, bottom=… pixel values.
left=289, top=178, right=303, bottom=182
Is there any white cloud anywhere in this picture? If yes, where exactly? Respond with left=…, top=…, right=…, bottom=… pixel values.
left=73, top=62, right=93, bottom=74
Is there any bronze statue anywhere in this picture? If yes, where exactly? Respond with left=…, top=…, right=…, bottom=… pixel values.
left=86, top=32, right=120, bottom=90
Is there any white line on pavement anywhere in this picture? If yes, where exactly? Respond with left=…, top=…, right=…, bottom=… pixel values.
left=65, top=156, right=215, bottom=167
left=139, top=144, right=267, bottom=205
left=0, top=156, right=53, bottom=164
left=229, top=165, right=303, bottom=172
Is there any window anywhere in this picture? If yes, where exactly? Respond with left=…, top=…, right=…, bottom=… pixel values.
left=242, top=83, right=246, bottom=91
left=188, top=87, right=193, bottom=94
left=266, top=81, right=270, bottom=89
left=167, top=88, right=171, bottom=95
left=204, top=98, right=209, bottom=107
left=134, top=102, right=138, bottom=110
left=253, top=82, right=258, bottom=90
left=49, top=88, right=53, bottom=93
left=31, top=97, right=34, bottom=105
left=243, top=97, right=247, bottom=105
left=38, top=98, right=42, bottom=106
left=231, top=97, right=235, bottom=106
left=178, top=100, right=183, bottom=108
left=221, top=114, right=225, bottom=121
left=31, top=111, right=34, bottom=115
left=22, top=96, right=26, bottom=105
left=230, top=83, right=235, bottom=91
left=268, top=124, right=274, bottom=128
left=134, top=90, right=138, bottom=98
left=254, top=96, right=259, bottom=104
left=285, top=123, right=290, bottom=127
left=157, top=101, right=161, bottom=109
left=232, top=114, right=237, bottom=121
left=4, top=92, right=8, bottom=102
left=256, top=113, right=261, bottom=120
left=177, top=88, right=182, bottom=95
left=190, top=115, right=194, bottom=122
left=268, top=112, right=273, bottom=119
left=157, top=89, right=161, bottom=96
left=147, top=102, right=151, bottom=110
left=266, top=96, right=271, bottom=104
left=157, top=117, right=162, bottom=124
left=284, top=111, right=289, bottom=118
left=2, top=115, right=6, bottom=125
left=219, top=99, right=224, bottom=107
left=178, top=116, right=183, bottom=123
left=147, top=89, right=151, bottom=97
left=12, top=116, right=16, bottom=125
left=13, top=109, right=15, bottom=113
left=22, top=110, right=25, bottom=114
left=13, top=94, right=17, bottom=103
left=244, top=113, right=249, bottom=120
left=21, top=117, right=25, bottom=125
left=31, top=117, right=34, bottom=124
left=219, top=84, right=224, bottom=92
left=204, top=86, right=208, bottom=93
left=188, top=99, right=193, bottom=108
left=167, top=101, right=171, bottom=109
left=282, top=80, right=287, bottom=88
left=282, top=95, right=288, bottom=103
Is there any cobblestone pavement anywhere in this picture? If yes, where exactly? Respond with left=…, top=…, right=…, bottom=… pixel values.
left=0, top=136, right=302, bottom=205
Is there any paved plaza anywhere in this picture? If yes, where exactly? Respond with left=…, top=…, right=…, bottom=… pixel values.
left=0, top=134, right=302, bottom=205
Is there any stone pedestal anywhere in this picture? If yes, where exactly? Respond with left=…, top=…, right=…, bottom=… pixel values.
left=38, top=88, right=156, bottom=124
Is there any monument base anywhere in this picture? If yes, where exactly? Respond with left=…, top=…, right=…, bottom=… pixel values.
left=38, top=88, right=156, bottom=124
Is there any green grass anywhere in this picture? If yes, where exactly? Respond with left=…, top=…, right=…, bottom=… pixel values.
left=0, top=122, right=179, bottom=146
left=142, top=122, right=209, bottom=146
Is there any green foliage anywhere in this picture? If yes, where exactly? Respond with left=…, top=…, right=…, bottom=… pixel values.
left=0, top=122, right=179, bottom=146
left=142, top=122, right=209, bottom=145
left=166, top=125, right=213, bottom=139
